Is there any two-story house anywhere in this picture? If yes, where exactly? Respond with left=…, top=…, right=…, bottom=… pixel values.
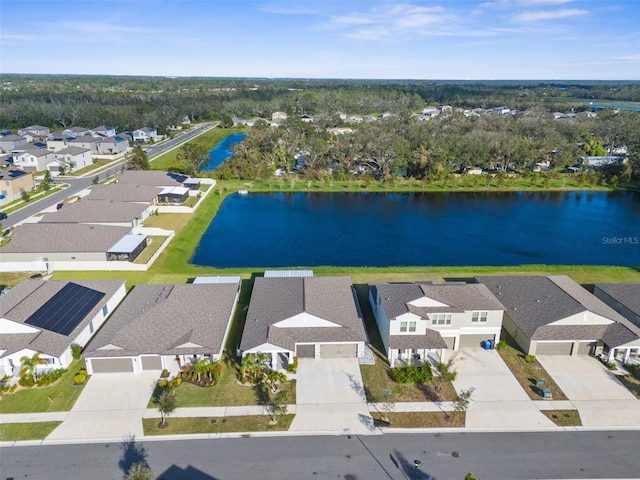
left=0, top=134, right=28, bottom=153
left=96, top=134, right=129, bottom=155
left=91, top=125, right=116, bottom=137
left=50, top=146, right=93, bottom=172
left=68, top=135, right=100, bottom=154
left=14, top=148, right=56, bottom=172
left=0, top=167, right=36, bottom=204
left=18, top=125, right=50, bottom=137
left=370, top=282, right=505, bottom=366
left=132, top=127, right=157, bottom=143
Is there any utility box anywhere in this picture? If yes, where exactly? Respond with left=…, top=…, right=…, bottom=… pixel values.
left=541, top=387, right=552, bottom=399
left=535, top=378, right=545, bottom=387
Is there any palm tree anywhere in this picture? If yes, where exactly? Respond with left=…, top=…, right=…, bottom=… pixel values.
left=239, top=353, right=270, bottom=383
left=265, top=370, right=288, bottom=394
left=19, top=353, right=48, bottom=382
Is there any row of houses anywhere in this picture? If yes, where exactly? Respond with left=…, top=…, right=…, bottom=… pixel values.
left=1, top=272, right=638, bottom=378
left=0, top=171, right=200, bottom=265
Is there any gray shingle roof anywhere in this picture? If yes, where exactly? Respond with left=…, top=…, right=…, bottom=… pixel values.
left=240, top=276, right=366, bottom=351
left=602, top=322, right=640, bottom=348
left=118, top=170, right=186, bottom=187
left=476, top=275, right=628, bottom=339
left=0, top=279, right=125, bottom=358
left=0, top=223, right=130, bottom=253
left=40, top=200, right=148, bottom=224
left=86, top=184, right=161, bottom=203
left=83, top=283, right=239, bottom=357
left=55, top=146, right=91, bottom=156
left=69, top=136, right=100, bottom=144
left=389, top=330, right=448, bottom=350
left=594, top=283, right=640, bottom=317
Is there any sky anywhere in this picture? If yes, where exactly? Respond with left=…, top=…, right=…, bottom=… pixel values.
left=1, top=0, right=639, bottom=80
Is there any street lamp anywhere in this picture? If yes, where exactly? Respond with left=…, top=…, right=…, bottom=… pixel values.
left=413, top=459, right=421, bottom=480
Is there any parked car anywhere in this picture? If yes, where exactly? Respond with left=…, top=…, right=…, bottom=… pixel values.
left=56, top=203, right=64, bottom=210
left=0, top=212, right=7, bottom=220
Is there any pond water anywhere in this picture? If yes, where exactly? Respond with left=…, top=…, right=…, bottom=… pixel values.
left=190, top=191, right=640, bottom=268
left=201, top=133, right=247, bottom=171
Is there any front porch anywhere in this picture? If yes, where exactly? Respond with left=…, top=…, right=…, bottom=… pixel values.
left=391, top=348, right=447, bottom=369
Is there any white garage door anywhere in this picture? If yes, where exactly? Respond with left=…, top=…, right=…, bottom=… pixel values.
left=141, top=355, right=162, bottom=370
left=535, top=342, right=573, bottom=355
left=319, top=343, right=357, bottom=358
left=90, top=358, right=134, bottom=373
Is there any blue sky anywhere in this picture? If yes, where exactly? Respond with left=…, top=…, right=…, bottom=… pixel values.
left=1, top=0, right=639, bottom=79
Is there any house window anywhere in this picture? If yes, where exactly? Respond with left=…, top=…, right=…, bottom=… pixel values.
left=89, top=320, right=94, bottom=333
left=400, top=321, right=408, bottom=332
left=432, top=313, right=451, bottom=325
left=472, top=311, right=488, bottom=322
left=408, top=321, right=416, bottom=332
left=102, top=305, right=108, bottom=316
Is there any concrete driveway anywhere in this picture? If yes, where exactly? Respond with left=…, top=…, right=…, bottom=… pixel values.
left=289, top=358, right=374, bottom=434
left=45, top=371, right=158, bottom=442
left=453, top=348, right=555, bottom=429
left=537, top=355, right=640, bottom=427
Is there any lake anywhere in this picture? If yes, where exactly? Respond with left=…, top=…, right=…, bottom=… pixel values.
left=201, top=133, right=247, bottom=171
left=190, top=191, right=640, bottom=268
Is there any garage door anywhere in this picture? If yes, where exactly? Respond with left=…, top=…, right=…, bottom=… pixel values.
left=575, top=342, right=594, bottom=355
left=296, top=344, right=315, bottom=358
left=320, top=343, right=357, bottom=358
left=459, top=334, right=494, bottom=348
left=535, top=342, right=573, bottom=355
left=90, top=358, right=134, bottom=373
left=141, top=355, right=162, bottom=370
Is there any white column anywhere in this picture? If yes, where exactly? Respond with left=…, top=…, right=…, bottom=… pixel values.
left=624, top=349, right=631, bottom=362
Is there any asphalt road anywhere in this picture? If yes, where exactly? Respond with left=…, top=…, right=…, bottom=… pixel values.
left=1, top=123, right=217, bottom=229
left=2, top=431, right=639, bottom=479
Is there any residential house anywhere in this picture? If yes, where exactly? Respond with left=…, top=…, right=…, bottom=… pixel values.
left=579, top=156, right=628, bottom=168
left=0, top=134, right=28, bottom=153
left=370, top=282, right=505, bottom=366
left=85, top=183, right=161, bottom=204
left=271, top=112, right=288, bottom=124
left=18, top=125, right=50, bottom=137
left=0, top=279, right=126, bottom=378
left=39, top=200, right=153, bottom=227
left=477, top=275, right=640, bottom=361
left=594, top=284, right=640, bottom=329
left=327, top=127, right=353, bottom=135
left=14, top=148, right=55, bottom=172
left=158, top=186, right=189, bottom=204
left=181, top=115, right=191, bottom=125
left=96, top=135, right=129, bottom=155
left=68, top=135, right=101, bottom=154
left=49, top=146, right=93, bottom=172
left=0, top=167, right=36, bottom=204
left=62, top=126, right=89, bottom=137
left=244, top=117, right=268, bottom=127
left=336, top=111, right=347, bottom=120
left=239, top=274, right=367, bottom=370
left=346, top=115, right=363, bottom=123
left=46, top=132, right=74, bottom=152
left=0, top=223, right=132, bottom=263
left=132, top=127, right=158, bottom=143
left=117, top=170, right=188, bottom=188
left=91, top=125, right=116, bottom=137
left=83, top=281, right=240, bottom=374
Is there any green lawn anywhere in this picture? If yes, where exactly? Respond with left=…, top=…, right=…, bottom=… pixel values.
left=0, top=422, right=62, bottom=441
left=71, top=159, right=110, bottom=176
left=0, top=360, right=88, bottom=413
left=150, top=127, right=245, bottom=171
left=133, top=235, right=167, bottom=264
left=371, top=411, right=465, bottom=428
left=142, top=414, right=294, bottom=435
left=619, top=363, right=640, bottom=399
left=541, top=410, right=582, bottom=427
left=148, top=362, right=296, bottom=408
left=496, top=334, right=568, bottom=401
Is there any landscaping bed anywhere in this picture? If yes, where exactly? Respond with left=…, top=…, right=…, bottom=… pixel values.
left=371, top=411, right=465, bottom=428
left=619, top=363, right=640, bottom=399
left=496, top=334, right=568, bottom=401
left=541, top=410, right=582, bottom=427
left=0, top=421, right=62, bottom=441
left=0, top=360, right=88, bottom=413
left=142, top=415, right=295, bottom=435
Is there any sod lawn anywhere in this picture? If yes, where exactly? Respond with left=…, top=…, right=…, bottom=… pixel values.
left=371, top=411, right=465, bottom=428
left=142, top=414, right=295, bottom=435
left=0, top=422, right=62, bottom=441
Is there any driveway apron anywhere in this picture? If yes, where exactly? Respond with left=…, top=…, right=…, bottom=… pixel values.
left=289, top=358, right=375, bottom=434
left=453, top=348, right=555, bottom=429
left=538, top=355, right=640, bottom=427
left=45, top=371, right=158, bottom=442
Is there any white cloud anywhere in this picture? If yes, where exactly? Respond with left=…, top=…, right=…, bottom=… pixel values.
left=512, top=8, right=589, bottom=22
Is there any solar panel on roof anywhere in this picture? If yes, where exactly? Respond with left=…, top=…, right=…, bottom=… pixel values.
left=25, top=283, right=106, bottom=336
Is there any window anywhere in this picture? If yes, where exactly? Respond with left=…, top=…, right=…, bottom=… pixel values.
left=400, top=321, right=408, bottom=332
left=408, top=321, right=416, bottom=332
left=89, top=320, right=94, bottom=334
left=431, top=313, right=451, bottom=325
left=472, top=311, right=488, bottom=323
left=102, top=305, right=108, bottom=316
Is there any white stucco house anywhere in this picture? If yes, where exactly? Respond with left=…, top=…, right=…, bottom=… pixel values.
left=13, top=148, right=56, bottom=172
left=0, top=279, right=126, bottom=377
left=0, top=134, right=28, bottom=153
left=49, top=146, right=93, bottom=172
left=132, top=127, right=158, bottom=143
left=370, top=282, right=505, bottom=366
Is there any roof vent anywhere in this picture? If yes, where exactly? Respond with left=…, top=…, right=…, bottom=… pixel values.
left=536, top=299, right=540, bottom=302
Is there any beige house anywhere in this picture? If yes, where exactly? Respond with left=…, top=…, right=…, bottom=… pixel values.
left=14, top=148, right=55, bottom=172
left=0, top=167, right=36, bottom=204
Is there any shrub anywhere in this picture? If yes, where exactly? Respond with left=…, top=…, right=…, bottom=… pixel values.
left=0, top=383, right=17, bottom=395
left=74, top=373, right=87, bottom=384
left=609, top=362, right=617, bottom=370
left=157, top=380, right=169, bottom=388
left=19, top=375, right=36, bottom=387
left=70, top=343, right=82, bottom=360
left=495, top=340, right=507, bottom=351
left=390, top=363, right=432, bottom=383
left=36, top=369, right=66, bottom=386
left=524, top=355, right=537, bottom=363
left=286, top=356, right=298, bottom=373
left=161, top=368, right=169, bottom=377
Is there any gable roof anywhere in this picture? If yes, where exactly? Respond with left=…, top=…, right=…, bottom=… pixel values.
left=85, top=184, right=161, bottom=203
left=476, top=275, right=626, bottom=337
left=240, top=276, right=366, bottom=351
left=55, top=146, right=91, bottom=156
left=0, top=223, right=130, bottom=253
left=40, top=200, right=148, bottom=224
left=117, top=170, right=186, bottom=187
left=594, top=283, right=640, bottom=317
left=83, top=283, right=239, bottom=357
left=0, top=279, right=124, bottom=358
left=69, top=136, right=100, bottom=145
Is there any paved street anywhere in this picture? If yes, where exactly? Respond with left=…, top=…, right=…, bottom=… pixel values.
left=2, top=431, right=639, bottom=479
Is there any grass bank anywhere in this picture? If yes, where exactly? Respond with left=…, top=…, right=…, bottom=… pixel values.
left=142, top=415, right=294, bottom=435
left=0, top=422, right=62, bottom=441
left=371, top=411, right=465, bottom=428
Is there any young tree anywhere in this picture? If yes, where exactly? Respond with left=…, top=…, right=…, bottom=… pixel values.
left=20, top=188, right=30, bottom=203
left=265, top=370, right=288, bottom=394
left=19, top=352, right=48, bottom=382
left=454, top=387, right=476, bottom=415
left=267, top=390, right=288, bottom=425
left=380, top=387, right=396, bottom=423
left=127, top=145, right=150, bottom=170
left=465, top=473, right=478, bottom=480
left=127, top=462, right=154, bottom=480
left=155, top=389, right=177, bottom=427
